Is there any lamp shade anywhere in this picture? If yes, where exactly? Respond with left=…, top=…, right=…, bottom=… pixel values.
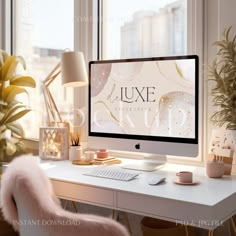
left=61, top=51, right=88, bottom=87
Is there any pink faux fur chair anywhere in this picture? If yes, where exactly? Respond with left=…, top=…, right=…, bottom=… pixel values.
left=1, top=156, right=130, bottom=236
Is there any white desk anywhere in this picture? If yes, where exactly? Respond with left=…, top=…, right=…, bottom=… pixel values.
left=40, top=158, right=236, bottom=231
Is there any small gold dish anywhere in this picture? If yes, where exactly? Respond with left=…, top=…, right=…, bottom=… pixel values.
left=72, top=160, right=94, bottom=165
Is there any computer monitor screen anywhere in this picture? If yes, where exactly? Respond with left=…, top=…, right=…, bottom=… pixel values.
left=88, top=55, right=198, bottom=157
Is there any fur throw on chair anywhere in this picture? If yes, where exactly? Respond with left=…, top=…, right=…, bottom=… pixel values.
left=0, top=156, right=130, bottom=236
left=1, top=156, right=61, bottom=231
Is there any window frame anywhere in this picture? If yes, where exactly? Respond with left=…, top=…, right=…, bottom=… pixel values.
left=0, top=0, right=12, bottom=52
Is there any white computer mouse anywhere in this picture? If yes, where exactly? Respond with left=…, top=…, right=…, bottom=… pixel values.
left=148, top=176, right=166, bottom=185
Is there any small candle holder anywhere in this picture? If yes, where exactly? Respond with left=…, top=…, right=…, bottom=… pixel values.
left=39, top=127, right=69, bottom=160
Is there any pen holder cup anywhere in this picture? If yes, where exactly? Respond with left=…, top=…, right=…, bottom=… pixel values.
left=206, top=161, right=224, bottom=178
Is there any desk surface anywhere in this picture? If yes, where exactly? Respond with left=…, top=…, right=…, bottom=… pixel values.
left=40, top=158, right=236, bottom=229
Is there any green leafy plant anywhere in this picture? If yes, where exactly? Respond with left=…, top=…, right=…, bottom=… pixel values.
left=0, top=49, right=36, bottom=160
left=209, top=27, right=236, bottom=129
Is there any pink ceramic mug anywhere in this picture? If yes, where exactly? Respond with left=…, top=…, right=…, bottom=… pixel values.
left=97, top=149, right=109, bottom=159
left=84, top=151, right=95, bottom=161
left=206, top=161, right=224, bottom=178
left=176, top=171, right=193, bottom=183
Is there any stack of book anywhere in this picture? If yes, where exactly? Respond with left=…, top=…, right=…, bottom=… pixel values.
left=93, top=156, right=122, bottom=165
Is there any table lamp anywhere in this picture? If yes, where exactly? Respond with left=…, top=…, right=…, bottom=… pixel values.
left=43, top=51, right=88, bottom=125
left=40, top=51, right=87, bottom=160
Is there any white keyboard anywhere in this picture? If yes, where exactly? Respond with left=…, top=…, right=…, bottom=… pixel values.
left=83, top=167, right=139, bottom=181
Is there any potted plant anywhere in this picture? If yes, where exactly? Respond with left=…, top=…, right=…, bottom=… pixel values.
left=209, top=26, right=236, bottom=129
left=0, top=49, right=36, bottom=163
left=208, top=27, right=236, bottom=171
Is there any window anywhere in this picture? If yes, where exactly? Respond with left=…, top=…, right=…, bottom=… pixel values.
left=97, top=0, right=204, bottom=162
left=13, top=0, right=74, bottom=138
left=100, top=0, right=187, bottom=59
left=6, top=0, right=202, bottom=152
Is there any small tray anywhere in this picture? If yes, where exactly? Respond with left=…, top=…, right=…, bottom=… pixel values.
left=72, top=160, right=94, bottom=165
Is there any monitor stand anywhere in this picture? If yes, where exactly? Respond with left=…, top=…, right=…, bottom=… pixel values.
left=122, top=155, right=167, bottom=172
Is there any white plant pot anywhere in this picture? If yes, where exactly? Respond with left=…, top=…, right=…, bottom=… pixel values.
left=69, top=146, right=83, bottom=161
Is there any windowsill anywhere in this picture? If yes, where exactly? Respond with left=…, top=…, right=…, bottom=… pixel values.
left=22, top=138, right=204, bottom=166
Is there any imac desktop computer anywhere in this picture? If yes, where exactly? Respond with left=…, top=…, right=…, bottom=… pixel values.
left=88, top=55, right=199, bottom=171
